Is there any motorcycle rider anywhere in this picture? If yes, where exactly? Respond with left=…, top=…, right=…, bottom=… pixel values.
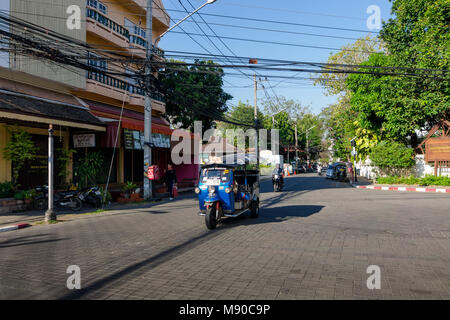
left=272, top=164, right=284, bottom=189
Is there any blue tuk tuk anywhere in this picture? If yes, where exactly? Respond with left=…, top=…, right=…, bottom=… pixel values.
left=195, top=163, right=260, bottom=229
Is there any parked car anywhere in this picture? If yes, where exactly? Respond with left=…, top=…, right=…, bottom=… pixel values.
left=326, top=164, right=335, bottom=179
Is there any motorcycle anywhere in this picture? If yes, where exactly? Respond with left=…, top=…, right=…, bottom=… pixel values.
left=272, top=173, right=283, bottom=192
left=79, top=186, right=103, bottom=209
left=34, top=186, right=83, bottom=211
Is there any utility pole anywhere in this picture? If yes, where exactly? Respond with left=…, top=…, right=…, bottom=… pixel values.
left=254, top=73, right=260, bottom=177
left=295, top=120, right=298, bottom=169
left=141, top=0, right=217, bottom=199
left=351, top=138, right=358, bottom=183
left=306, top=130, right=309, bottom=166
left=143, top=0, right=153, bottom=200
left=45, top=124, right=55, bottom=222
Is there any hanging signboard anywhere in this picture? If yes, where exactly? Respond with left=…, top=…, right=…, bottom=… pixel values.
left=124, top=129, right=134, bottom=150
left=133, top=130, right=142, bottom=150
left=425, top=137, right=450, bottom=161
left=124, top=129, right=170, bottom=149
left=73, top=134, right=95, bottom=148
left=151, top=133, right=170, bottom=148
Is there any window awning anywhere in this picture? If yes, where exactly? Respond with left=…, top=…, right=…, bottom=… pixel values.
left=0, top=90, right=105, bottom=131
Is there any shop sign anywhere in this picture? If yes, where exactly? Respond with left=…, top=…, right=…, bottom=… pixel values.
left=425, top=137, right=450, bottom=161
left=124, top=129, right=170, bottom=149
left=147, top=165, right=161, bottom=180
left=73, top=134, right=95, bottom=148
left=124, top=129, right=144, bottom=150
left=152, top=133, right=170, bottom=148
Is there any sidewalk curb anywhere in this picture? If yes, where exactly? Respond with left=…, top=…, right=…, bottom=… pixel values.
left=355, top=185, right=450, bottom=193
left=0, top=223, right=31, bottom=233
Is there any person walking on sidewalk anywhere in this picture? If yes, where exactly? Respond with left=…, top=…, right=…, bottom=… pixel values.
left=164, top=164, right=177, bottom=200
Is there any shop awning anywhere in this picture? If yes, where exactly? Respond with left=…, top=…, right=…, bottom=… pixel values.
left=0, top=90, right=105, bottom=131
left=101, top=119, right=173, bottom=148
left=82, top=98, right=172, bottom=135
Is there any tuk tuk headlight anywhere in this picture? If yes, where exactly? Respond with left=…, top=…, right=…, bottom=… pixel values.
left=195, top=187, right=201, bottom=194
left=208, top=186, right=216, bottom=193
left=225, top=187, right=231, bottom=193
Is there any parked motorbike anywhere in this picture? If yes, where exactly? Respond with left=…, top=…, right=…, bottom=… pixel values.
left=79, top=186, right=103, bottom=209
left=33, top=186, right=83, bottom=211
left=272, top=173, right=283, bottom=192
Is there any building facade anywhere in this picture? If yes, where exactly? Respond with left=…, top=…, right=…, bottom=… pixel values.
left=0, top=0, right=181, bottom=195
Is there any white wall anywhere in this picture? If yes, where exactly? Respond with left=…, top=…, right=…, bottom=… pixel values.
left=357, top=155, right=448, bottom=179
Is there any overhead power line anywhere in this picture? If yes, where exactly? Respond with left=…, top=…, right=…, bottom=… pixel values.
left=165, top=8, right=379, bottom=34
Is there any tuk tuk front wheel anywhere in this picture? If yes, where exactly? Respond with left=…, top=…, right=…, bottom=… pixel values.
left=205, top=206, right=217, bottom=230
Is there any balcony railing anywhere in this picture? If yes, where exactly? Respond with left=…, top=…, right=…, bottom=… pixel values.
left=86, top=7, right=130, bottom=39
left=87, top=71, right=165, bottom=103
left=129, top=34, right=165, bottom=57
left=130, top=34, right=146, bottom=47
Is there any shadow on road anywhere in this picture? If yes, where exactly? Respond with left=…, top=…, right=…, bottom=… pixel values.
left=0, top=234, right=69, bottom=248
left=221, top=204, right=325, bottom=228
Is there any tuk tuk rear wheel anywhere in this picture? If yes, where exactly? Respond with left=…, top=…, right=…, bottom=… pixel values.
left=205, top=207, right=217, bottom=230
left=250, top=200, right=259, bottom=218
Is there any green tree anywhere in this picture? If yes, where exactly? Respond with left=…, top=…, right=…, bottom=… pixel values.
left=3, top=127, right=37, bottom=188
left=347, top=0, right=450, bottom=147
left=314, top=35, right=384, bottom=100
left=160, top=59, right=233, bottom=130
left=316, top=36, right=384, bottom=160
left=217, top=101, right=264, bottom=149
left=219, top=101, right=262, bottom=130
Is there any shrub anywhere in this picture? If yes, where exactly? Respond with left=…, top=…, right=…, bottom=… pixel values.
left=420, top=175, right=450, bottom=186
left=14, top=191, right=25, bottom=200
left=99, top=187, right=112, bottom=204
left=0, top=181, right=14, bottom=198
left=376, top=175, right=450, bottom=186
left=370, top=141, right=415, bottom=177
left=24, top=189, right=37, bottom=201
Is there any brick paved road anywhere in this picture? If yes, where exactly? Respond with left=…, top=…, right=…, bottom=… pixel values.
left=0, top=174, right=449, bottom=299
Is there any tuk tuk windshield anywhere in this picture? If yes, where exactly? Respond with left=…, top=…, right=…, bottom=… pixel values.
left=200, top=169, right=231, bottom=184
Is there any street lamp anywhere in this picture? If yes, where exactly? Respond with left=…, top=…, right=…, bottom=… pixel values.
left=155, top=0, right=217, bottom=43
left=268, top=107, right=289, bottom=127
left=143, top=0, right=218, bottom=199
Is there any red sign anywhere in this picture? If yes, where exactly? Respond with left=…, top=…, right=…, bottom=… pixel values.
left=147, top=165, right=160, bottom=180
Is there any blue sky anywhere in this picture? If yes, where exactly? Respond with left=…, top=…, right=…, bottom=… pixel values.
left=159, top=0, right=393, bottom=114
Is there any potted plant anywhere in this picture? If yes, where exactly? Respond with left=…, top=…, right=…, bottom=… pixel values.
left=24, top=189, right=36, bottom=208
left=122, top=182, right=138, bottom=199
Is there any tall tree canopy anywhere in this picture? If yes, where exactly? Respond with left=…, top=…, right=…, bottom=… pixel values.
left=317, top=36, right=382, bottom=160
left=347, top=0, right=449, bottom=147
left=160, top=59, right=232, bottom=130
